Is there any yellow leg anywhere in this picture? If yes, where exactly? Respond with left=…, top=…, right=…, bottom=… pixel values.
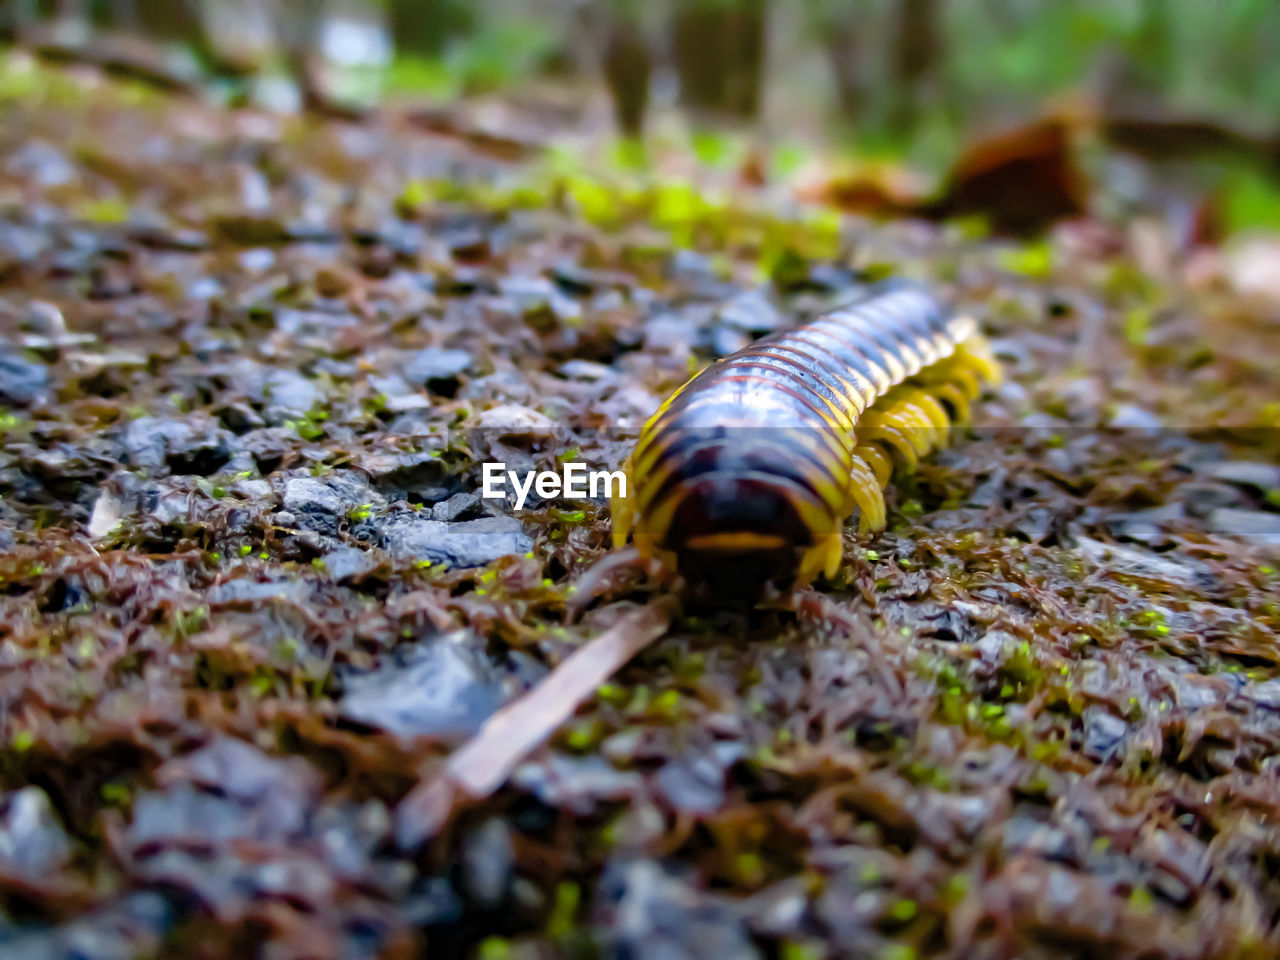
left=610, top=465, right=636, bottom=549
left=954, top=336, right=1003, bottom=388
left=858, top=413, right=919, bottom=470
left=847, top=455, right=887, bottom=533
left=880, top=399, right=936, bottom=457
left=931, top=383, right=971, bottom=425
left=855, top=443, right=893, bottom=488
left=797, top=532, right=846, bottom=586
left=900, top=388, right=952, bottom=447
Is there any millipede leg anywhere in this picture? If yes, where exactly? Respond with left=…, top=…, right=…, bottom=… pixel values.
left=954, top=337, right=1003, bottom=387
left=797, top=532, right=846, bottom=585
left=847, top=455, right=887, bottom=533
left=610, top=471, right=637, bottom=549
left=947, top=366, right=983, bottom=403
left=858, top=413, right=919, bottom=470
left=900, top=388, right=953, bottom=448
left=930, top=382, right=972, bottom=425
left=854, top=443, right=893, bottom=488
left=880, top=399, right=937, bottom=457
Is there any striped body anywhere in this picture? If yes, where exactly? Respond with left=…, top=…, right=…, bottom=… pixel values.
left=610, top=280, right=1001, bottom=595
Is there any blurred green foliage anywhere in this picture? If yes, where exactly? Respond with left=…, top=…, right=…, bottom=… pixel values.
left=8, top=0, right=1280, bottom=234
left=799, top=0, right=1280, bottom=124
left=387, top=14, right=560, bottom=99
left=1221, top=166, right=1280, bottom=234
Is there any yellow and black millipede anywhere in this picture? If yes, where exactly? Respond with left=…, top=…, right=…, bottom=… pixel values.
left=609, top=279, right=1001, bottom=596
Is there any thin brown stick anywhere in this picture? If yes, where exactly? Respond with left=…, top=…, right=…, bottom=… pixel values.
left=394, top=602, right=673, bottom=849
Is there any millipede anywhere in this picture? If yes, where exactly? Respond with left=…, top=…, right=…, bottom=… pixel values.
left=609, top=278, right=1001, bottom=598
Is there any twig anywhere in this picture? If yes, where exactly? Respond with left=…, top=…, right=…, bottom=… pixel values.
left=394, top=601, right=673, bottom=850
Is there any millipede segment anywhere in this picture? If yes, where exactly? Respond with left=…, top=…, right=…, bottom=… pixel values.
left=611, top=280, right=1001, bottom=596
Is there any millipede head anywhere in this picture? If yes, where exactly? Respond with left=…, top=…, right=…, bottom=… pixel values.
left=634, top=470, right=828, bottom=602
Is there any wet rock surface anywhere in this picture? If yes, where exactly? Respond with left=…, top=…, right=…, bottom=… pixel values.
left=379, top=513, right=534, bottom=568
left=338, top=634, right=506, bottom=742
left=0, top=58, right=1278, bottom=960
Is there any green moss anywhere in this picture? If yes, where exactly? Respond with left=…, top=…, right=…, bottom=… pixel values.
left=887, top=899, right=918, bottom=924
left=1129, top=884, right=1154, bottom=913
left=780, top=940, right=825, bottom=960
left=10, top=729, right=35, bottom=752
left=569, top=175, right=623, bottom=228
left=942, top=872, right=971, bottom=903
left=100, top=781, right=131, bottom=807
left=249, top=669, right=276, bottom=699
left=1031, top=739, right=1062, bottom=762
left=173, top=606, right=208, bottom=637
left=1123, top=307, right=1152, bottom=346
left=561, top=719, right=603, bottom=753
left=78, top=196, right=130, bottom=224
left=734, top=851, right=764, bottom=885
left=545, top=880, right=581, bottom=940
left=997, top=241, right=1053, bottom=278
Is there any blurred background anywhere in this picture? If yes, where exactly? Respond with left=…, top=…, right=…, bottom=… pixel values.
left=4, top=0, right=1280, bottom=238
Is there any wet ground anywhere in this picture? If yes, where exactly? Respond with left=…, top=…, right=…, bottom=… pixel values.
left=2, top=53, right=1280, bottom=960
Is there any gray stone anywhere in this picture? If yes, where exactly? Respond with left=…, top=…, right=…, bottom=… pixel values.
left=284, top=477, right=356, bottom=516
left=0, top=892, right=173, bottom=960
left=1204, top=461, right=1280, bottom=492
left=1243, top=678, right=1280, bottom=711
left=379, top=514, right=531, bottom=568
left=0, top=353, right=49, bottom=406
left=430, top=491, right=481, bottom=522
left=141, top=480, right=193, bottom=525
left=322, top=545, right=379, bottom=582
left=1083, top=708, right=1128, bottom=761
left=0, top=787, right=72, bottom=876
left=339, top=637, right=503, bottom=742
left=208, top=577, right=309, bottom=605
left=1207, top=507, right=1280, bottom=541
left=122, top=417, right=230, bottom=474
left=459, top=819, right=514, bottom=909
left=6, top=140, right=77, bottom=186
left=717, top=288, right=783, bottom=334
left=1107, top=404, right=1162, bottom=431
left=596, top=859, right=762, bottom=960
left=403, top=348, right=472, bottom=384
left=262, top=369, right=320, bottom=419
left=282, top=474, right=382, bottom=537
